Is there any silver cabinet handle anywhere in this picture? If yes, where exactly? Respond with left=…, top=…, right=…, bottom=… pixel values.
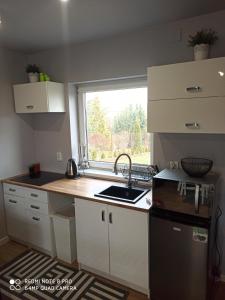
left=109, top=212, right=113, bottom=224
left=9, top=199, right=17, bottom=204
left=185, top=122, right=199, bottom=129
left=30, top=193, right=38, bottom=198
left=195, top=185, right=200, bottom=214
left=173, top=227, right=181, bottom=232
left=32, top=217, right=40, bottom=221
left=186, top=86, right=201, bottom=92
left=101, top=210, right=105, bottom=222
left=26, top=105, right=34, bottom=109
left=9, top=188, right=16, bottom=192
left=30, top=205, right=40, bottom=210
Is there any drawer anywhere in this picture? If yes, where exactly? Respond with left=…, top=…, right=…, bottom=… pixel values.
left=4, top=195, right=26, bottom=241
left=25, top=188, right=48, bottom=203
left=24, top=198, right=49, bottom=215
left=148, top=57, right=225, bottom=100
left=148, top=97, right=225, bottom=134
left=25, top=210, right=52, bottom=251
left=4, top=183, right=25, bottom=197
left=4, top=194, right=25, bottom=207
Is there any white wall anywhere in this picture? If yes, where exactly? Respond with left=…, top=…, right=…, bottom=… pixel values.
left=0, top=47, right=35, bottom=239
left=28, top=10, right=225, bottom=272
left=28, top=10, right=225, bottom=171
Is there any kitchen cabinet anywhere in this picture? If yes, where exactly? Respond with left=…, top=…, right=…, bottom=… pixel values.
left=147, top=57, right=225, bottom=134
left=4, top=195, right=26, bottom=242
left=75, top=198, right=149, bottom=294
left=109, top=205, right=149, bottom=290
left=26, top=210, right=52, bottom=252
left=148, top=97, right=225, bottom=134
left=3, top=184, right=69, bottom=256
left=148, top=57, right=225, bottom=101
left=13, top=82, right=65, bottom=113
left=75, top=200, right=109, bottom=273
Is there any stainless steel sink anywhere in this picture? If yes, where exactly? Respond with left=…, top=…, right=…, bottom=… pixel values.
left=95, top=185, right=149, bottom=203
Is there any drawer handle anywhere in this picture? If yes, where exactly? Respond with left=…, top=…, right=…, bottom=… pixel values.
left=101, top=210, right=105, bottom=222
left=26, top=105, right=34, bottom=109
left=186, top=86, right=201, bottom=92
left=109, top=212, right=113, bottom=224
left=9, top=188, right=16, bottom=192
left=173, top=227, right=181, bottom=232
left=30, top=205, right=40, bottom=210
left=185, top=122, right=199, bottom=129
left=30, top=193, right=38, bottom=198
left=9, top=199, right=17, bottom=204
left=32, top=217, right=40, bottom=221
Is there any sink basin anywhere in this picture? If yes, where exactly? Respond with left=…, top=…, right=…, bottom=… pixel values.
left=95, top=185, right=149, bottom=203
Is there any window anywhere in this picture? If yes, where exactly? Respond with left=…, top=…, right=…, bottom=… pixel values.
left=77, top=79, right=151, bottom=169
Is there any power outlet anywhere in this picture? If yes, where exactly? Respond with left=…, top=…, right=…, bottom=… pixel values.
left=56, top=152, right=63, bottom=161
left=169, top=161, right=179, bottom=169
left=174, top=161, right=179, bottom=169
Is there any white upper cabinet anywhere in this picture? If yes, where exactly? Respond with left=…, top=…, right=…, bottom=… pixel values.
left=13, top=82, right=65, bottom=113
left=148, top=57, right=225, bottom=101
left=148, top=97, right=225, bottom=134
left=147, top=57, right=225, bottom=134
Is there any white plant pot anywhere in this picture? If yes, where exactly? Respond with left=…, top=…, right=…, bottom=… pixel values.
left=28, top=73, right=39, bottom=83
left=194, top=44, right=209, bottom=61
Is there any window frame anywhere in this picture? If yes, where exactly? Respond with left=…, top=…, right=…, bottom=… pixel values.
left=76, top=77, right=152, bottom=170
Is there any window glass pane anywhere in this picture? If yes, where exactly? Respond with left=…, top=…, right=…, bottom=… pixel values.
left=86, top=87, right=150, bottom=165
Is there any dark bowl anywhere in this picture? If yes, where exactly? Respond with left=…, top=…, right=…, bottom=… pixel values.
left=181, top=158, right=213, bottom=177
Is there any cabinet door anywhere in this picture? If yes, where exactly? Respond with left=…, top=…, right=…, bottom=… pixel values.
left=14, top=82, right=48, bottom=113
left=148, top=57, right=225, bottom=100
left=148, top=97, right=225, bottom=134
left=25, top=210, right=52, bottom=251
left=75, top=199, right=109, bottom=273
left=108, top=206, right=149, bottom=290
left=4, top=195, right=26, bottom=241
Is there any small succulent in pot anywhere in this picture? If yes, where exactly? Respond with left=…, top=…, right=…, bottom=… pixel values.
left=26, top=64, right=40, bottom=74
left=188, top=29, right=218, bottom=61
left=26, top=64, right=40, bottom=83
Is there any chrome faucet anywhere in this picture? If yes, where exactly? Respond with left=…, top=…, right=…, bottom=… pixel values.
left=113, top=153, right=133, bottom=188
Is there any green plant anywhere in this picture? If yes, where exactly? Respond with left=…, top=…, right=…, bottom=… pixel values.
left=188, top=29, right=218, bottom=47
left=26, top=64, right=40, bottom=73
left=100, top=152, right=105, bottom=159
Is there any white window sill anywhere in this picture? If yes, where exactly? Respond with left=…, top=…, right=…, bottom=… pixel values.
left=79, top=168, right=151, bottom=188
left=79, top=168, right=126, bottom=182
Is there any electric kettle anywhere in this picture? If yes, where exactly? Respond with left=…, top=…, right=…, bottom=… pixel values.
left=65, top=158, right=79, bottom=179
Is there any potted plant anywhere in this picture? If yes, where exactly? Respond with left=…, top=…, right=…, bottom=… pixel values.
left=188, top=29, right=218, bottom=61
left=26, top=64, right=40, bottom=83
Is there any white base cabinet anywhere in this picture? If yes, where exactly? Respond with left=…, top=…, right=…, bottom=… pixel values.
left=3, top=183, right=72, bottom=256
left=4, top=195, right=26, bottom=242
left=75, top=200, right=109, bottom=273
left=26, top=210, right=52, bottom=252
left=109, top=205, right=149, bottom=290
left=75, top=198, right=149, bottom=293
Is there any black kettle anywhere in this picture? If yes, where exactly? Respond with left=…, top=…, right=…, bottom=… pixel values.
left=65, top=158, right=79, bottom=179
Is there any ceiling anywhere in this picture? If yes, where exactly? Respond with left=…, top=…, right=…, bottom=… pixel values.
left=0, top=0, right=225, bottom=53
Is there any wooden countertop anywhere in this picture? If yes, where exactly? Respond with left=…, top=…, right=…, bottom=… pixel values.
left=3, top=175, right=152, bottom=212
